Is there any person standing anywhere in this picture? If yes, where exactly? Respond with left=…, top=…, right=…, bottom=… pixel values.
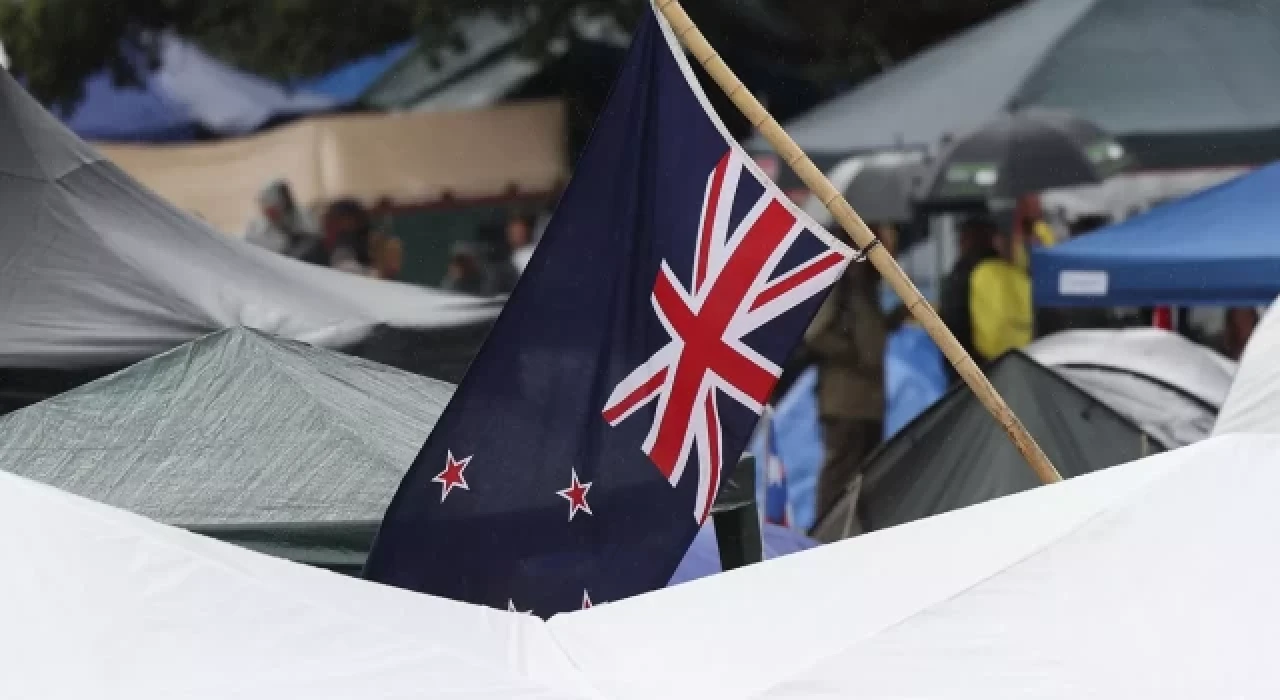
left=939, top=215, right=1031, bottom=382
left=507, top=212, right=538, bottom=275
left=244, top=180, right=316, bottom=256
left=805, top=239, right=889, bottom=522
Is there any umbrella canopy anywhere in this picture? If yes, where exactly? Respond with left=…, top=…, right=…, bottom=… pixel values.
left=804, top=151, right=925, bottom=227
left=753, top=0, right=1280, bottom=172
left=918, top=108, right=1129, bottom=207
left=1032, top=162, right=1280, bottom=307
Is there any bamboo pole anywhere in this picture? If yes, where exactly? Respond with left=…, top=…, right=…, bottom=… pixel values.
left=655, top=0, right=1062, bottom=485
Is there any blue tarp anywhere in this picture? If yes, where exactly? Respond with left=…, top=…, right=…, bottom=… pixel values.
left=60, top=34, right=336, bottom=143
left=746, top=324, right=948, bottom=530
left=1033, top=163, right=1280, bottom=307
left=751, top=367, right=823, bottom=531
left=297, top=42, right=414, bottom=104
left=884, top=323, right=947, bottom=440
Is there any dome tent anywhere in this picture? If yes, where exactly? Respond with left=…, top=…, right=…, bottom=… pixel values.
left=0, top=328, right=456, bottom=572
left=811, top=350, right=1160, bottom=541
left=0, top=69, right=499, bottom=414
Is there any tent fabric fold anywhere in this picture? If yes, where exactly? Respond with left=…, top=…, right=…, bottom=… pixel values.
left=0, top=68, right=500, bottom=396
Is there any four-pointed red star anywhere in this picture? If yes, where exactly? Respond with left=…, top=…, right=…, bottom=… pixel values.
left=581, top=589, right=593, bottom=609
left=556, top=468, right=593, bottom=521
left=432, top=450, right=471, bottom=502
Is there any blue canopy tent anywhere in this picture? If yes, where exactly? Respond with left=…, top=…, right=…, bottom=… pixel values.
left=60, top=34, right=336, bottom=143
left=1033, top=163, right=1280, bottom=307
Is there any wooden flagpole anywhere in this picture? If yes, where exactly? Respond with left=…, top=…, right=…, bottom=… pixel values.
left=654, top=0, right=1062, bottom=485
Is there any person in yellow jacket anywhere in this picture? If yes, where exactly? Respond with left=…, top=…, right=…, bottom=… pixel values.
left=940, top=215, right=1032, bottom=383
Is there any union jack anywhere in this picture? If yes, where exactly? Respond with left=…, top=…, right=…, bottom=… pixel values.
left=602, top=149, right=851, bottom=523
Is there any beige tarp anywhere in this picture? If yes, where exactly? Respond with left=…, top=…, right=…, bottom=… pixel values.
left=97, top=99, right=568, bottom=235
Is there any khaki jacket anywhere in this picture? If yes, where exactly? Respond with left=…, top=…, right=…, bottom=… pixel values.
left=804, top=265, right=887, bottom=421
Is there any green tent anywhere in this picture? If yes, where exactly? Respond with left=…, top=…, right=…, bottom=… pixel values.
left=0, top=327, right=453, bottom=574
left=811, top=350, right=1162, bottom=542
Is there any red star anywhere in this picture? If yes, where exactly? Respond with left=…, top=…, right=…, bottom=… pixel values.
left=581, top=589, right=593, bottom=609
left=432, top=451, right=471, bottom=502
left=556, top=468, right=593, bottom=521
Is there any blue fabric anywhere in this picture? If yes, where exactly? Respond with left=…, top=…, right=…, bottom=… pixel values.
left=760, top=417, right=792, bottom=526
left=751, top=367, right=822, bottom=531
left=58, top=36, right=334, bottom=143
left=667, top=522, right=818, bottom=586
left=297, top=42, right=414, bottom=103
left=1033, top=163, right=1280, bottom=307
left=59, top=72, right=196, bottom=143
left=884, top=324, right=947, bottom=440
left=363, top=12, right=845, bottom=616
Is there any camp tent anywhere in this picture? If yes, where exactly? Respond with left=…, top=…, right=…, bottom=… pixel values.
left=59, top=33, right=336, bottom=143
left=0, top=328, right=455, bottom=572
left=0, top=327, right=761, bottom=580
left=0, top=463, right=594, bottom=699
left=0, top=69, right=500, bottom=413
left=810, top=350, right=1159, bottom=541
left=1214, top=299, right=1280, bottom=436
left=555, top=434, right=1280, bottom=699
left=1027, top=328, right=1235, bottom=447
left=8, top=416, right=1278, bottom=696
left=755, top=0, right=1280, bottom=172
left=1033, top=163, right=1280, bottom=307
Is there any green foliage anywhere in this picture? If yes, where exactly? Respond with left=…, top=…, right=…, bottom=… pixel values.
left=0, top=0, right=1019, bottom=112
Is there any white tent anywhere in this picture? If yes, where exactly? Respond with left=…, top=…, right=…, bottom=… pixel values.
left=6, top=428, right=1279, bottom=696
left=1214, top=300, right=1280, bottom=436
left=0, top=468, right=590, bottom=699
left=0, top=68, right=498, bottom=377
left=552, top=434, right=1280, bottom=698
left=1027, top=328, right=1236, bottom=447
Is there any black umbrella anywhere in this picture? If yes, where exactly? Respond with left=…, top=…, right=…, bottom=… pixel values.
left=843, top=160, right=926, bottom=224
left=917, top=108, right=1133, bottom=208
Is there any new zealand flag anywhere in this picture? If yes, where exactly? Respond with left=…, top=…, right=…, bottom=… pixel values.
left=363, top=4, right=854, bottom=617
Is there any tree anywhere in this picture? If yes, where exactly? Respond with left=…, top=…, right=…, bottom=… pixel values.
left=0, top=0, right=1018, bottom=112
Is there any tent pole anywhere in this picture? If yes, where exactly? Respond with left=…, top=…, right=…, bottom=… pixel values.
left=654, top=0, right=1062, bottom=485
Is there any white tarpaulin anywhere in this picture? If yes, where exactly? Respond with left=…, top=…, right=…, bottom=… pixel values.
left=1215, top=298, right=1280, bottom=436
left=0, top=69, right=498, bottom=371
left=550, top=434, right=1280, bottom=698
left=0, top=469, right=590, bottom=699
left=5, top=429, right=1279, bottom=696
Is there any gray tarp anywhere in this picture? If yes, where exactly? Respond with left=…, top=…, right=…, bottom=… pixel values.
left=0, top=328, right=453, bottom=572
left=0, top=68, right=500, bottom=373
left=755, top=0, right=1280, bottom=169
left=811, top=350, right=1159, bottom=542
